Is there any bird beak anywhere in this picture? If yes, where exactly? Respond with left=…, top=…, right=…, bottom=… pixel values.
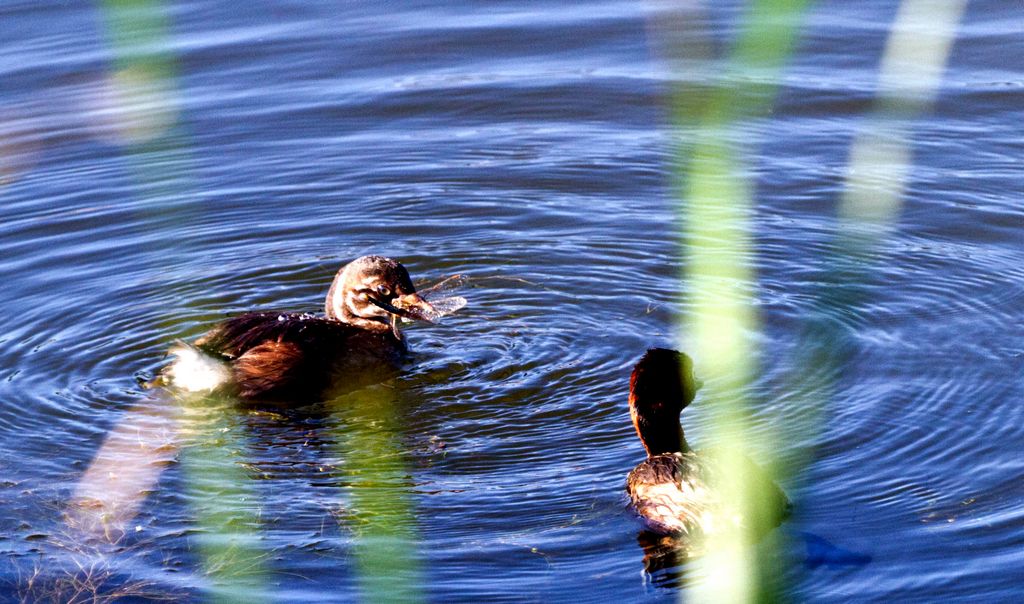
left=367, top=293, right=437, bottom=322
left=394, top=292, right=438, bottom=322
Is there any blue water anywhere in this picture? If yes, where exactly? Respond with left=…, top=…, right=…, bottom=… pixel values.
left=1, top=0, right=1022, bottom=602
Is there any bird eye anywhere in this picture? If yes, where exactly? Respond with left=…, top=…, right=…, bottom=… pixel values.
left=375, top=284, right=391, bottom=298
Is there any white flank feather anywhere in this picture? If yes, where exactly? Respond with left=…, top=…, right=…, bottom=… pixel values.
left=165, top=341, right=231, bottom=392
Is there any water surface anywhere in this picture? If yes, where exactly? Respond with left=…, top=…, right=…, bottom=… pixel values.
left=1, top=0, right=1022, bottom=602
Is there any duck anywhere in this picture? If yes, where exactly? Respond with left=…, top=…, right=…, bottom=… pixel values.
left=162, top=255, right=438, bottom=401
left=626, top=348, right=789, bottom=545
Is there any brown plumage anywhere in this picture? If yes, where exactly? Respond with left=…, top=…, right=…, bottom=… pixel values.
left=165, top=256, right=437, bottom=401
left=625, top=348, right=789, bottom=546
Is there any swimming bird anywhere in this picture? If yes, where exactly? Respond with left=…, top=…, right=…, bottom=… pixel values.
left=163, top=255, right=438, bottom=401
left=626, top=348, right=789, bottom=545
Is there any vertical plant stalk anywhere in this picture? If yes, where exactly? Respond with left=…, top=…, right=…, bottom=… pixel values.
left=673, top=0, right=810, bottom=602
left=672, top=0, right=966, bottom=602
left=332, top=386, right=424, bottom=603
left=76, top=0, right=273, bottom=600
left=178, top=400, right=270, bottom=603
left=781, top=0, right=968, bottom=484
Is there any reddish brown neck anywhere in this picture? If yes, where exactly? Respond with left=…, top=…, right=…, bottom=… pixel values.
left=629, top=392, right=688, bottom=456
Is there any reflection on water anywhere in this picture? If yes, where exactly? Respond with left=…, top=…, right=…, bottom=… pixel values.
left=68, top=400, right=179, bottom=545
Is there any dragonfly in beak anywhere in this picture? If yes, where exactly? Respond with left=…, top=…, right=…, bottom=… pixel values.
left=366, top=292, right=439, bottom=323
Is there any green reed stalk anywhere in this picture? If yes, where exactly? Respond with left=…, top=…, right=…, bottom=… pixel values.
left=330, top=385, right=424, bottom=603
left=95, top=1, right=273, bottom=600
left=673, top=0, right=810, bottom=602
left=178, top=400, right=271, bottom=603
left=672, top=0, right=966, bottom=601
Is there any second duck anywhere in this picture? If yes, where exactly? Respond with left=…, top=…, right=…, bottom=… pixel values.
left=626, top=348, right=790, bottom=549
